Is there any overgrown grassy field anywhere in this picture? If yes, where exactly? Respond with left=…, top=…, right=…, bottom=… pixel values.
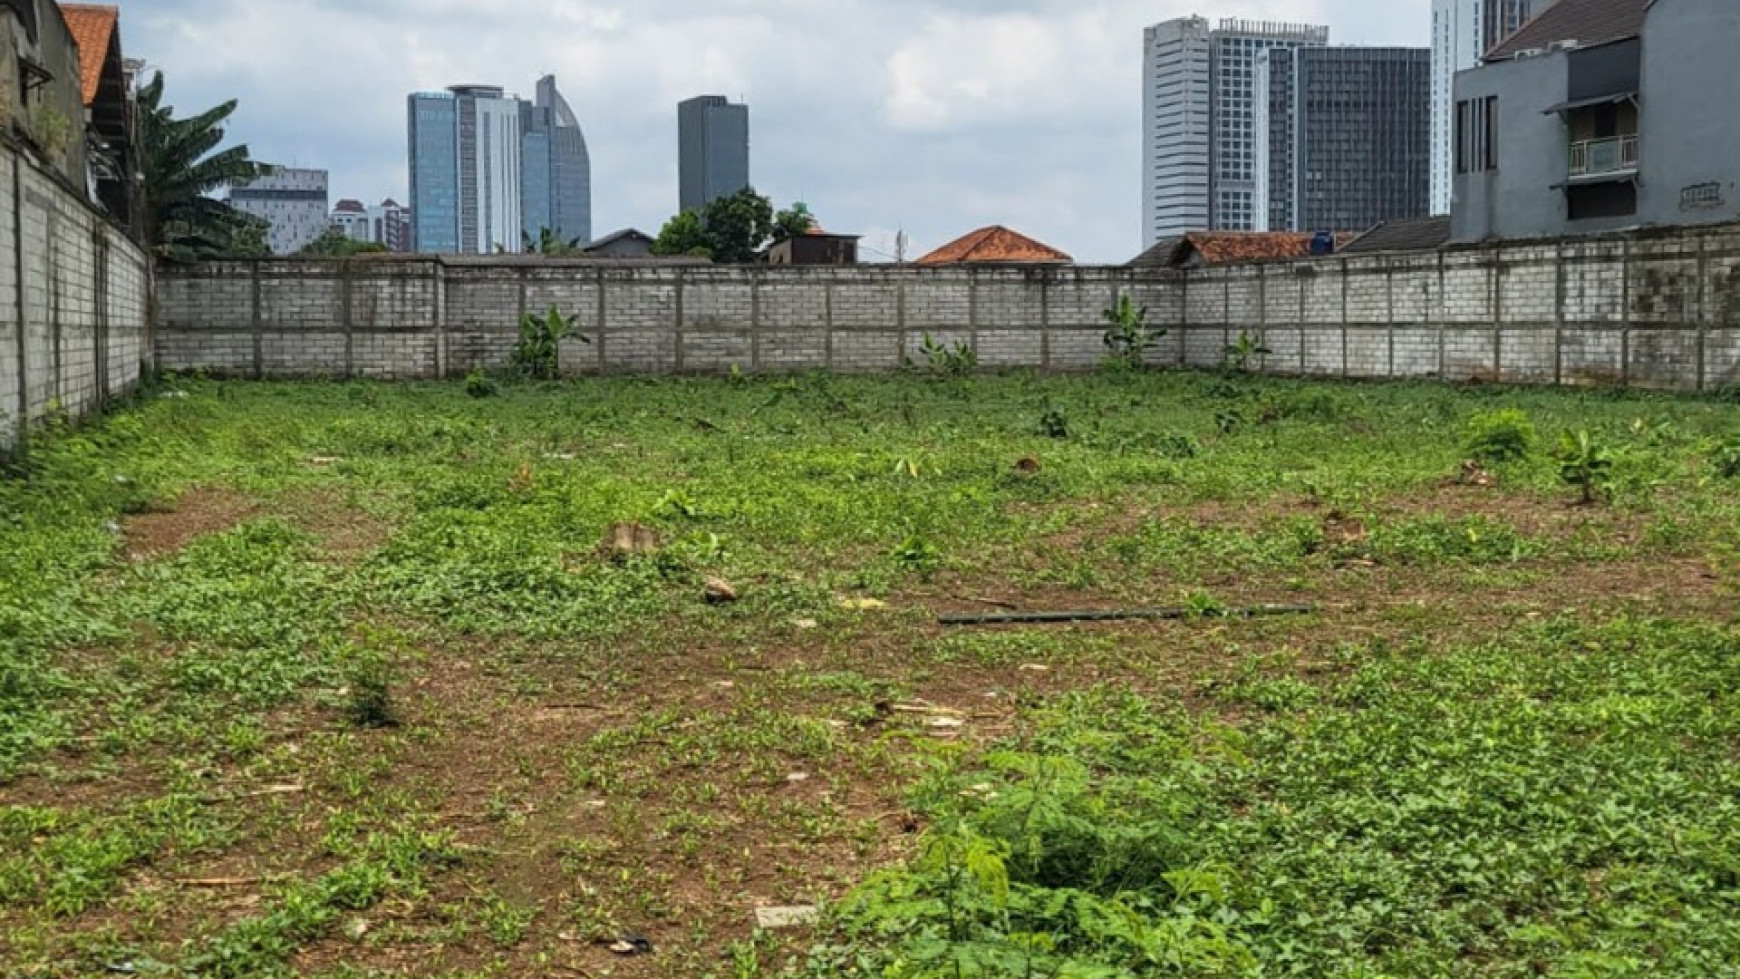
left=1, top=371, right=1737, bottom=978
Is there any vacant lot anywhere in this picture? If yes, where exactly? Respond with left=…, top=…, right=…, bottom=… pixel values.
left=2, top=371, right=1738, bottom=978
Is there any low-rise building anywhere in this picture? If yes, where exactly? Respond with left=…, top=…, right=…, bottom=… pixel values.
left=916, top=226, right=1072, bottom=266
left=582, top=228, right=655, bottom=259
left=1452, top=0, right=1740, bottom=241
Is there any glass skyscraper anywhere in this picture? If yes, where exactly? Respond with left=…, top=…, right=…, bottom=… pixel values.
left=1142, top=17, right=1329, bottom=244
left=408, top=78, right=591, bottom=253
left=678, top=96, right=750, bottom=214
left=522, top=76, right=593, bottom=246
left=1255, top=47, right=1432, bottom=232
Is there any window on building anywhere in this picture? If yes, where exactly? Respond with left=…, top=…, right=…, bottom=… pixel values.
left=1455, top=96, right=1499, bottom=174
left=1567, top=182, right=1637, bottom=221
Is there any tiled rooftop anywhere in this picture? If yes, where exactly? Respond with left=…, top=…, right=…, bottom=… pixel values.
left=1486, top=0, right=1646, bottom=60
left=916, top=226, right=1072, bottom=266
left=59, top=4, right=119, bottom=107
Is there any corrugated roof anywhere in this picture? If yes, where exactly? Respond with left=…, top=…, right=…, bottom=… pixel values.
left=59, top=4, right=119, bottom=107
left=916, top=226, right=1072, bottom=266
left=1486, top=0, right=1645, bottom=60
left=1341, top=216, right=1452, bottom=254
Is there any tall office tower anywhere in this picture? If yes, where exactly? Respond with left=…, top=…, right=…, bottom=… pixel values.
left=1255, top=47, right=1432, bottom=232
left=226, top=167, right=329, bottom=254
left=1430, top=0, right=1559, bottom=213
left=678, top=95, right=750, bottom=213
left=521, top=75, right=592, bottom=246
left=1142, top=17, right=1329, bottom=245
left=407, top=85, right=522, bottom=254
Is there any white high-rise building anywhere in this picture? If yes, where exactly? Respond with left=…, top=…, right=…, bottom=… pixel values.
left=1142, top=17, right=1328, bottom=246
left=1430, top=0, right=1560, bottom=214
left=226, top=167, right=329, bottom=255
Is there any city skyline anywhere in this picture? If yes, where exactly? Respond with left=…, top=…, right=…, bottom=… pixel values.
left=137, top=1, right=1428, bottom=263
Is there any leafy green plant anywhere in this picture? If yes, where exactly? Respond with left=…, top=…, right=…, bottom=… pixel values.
left=891, top=534, right=942, bottom=580
left=1464, top=408, right=1537, bottom=463
left=464, top=367, right=498, bottom=399
left=1223, top=331, right=1272, bottom=373
left=1102, top=295, right=1164, bottom=370
left=1037, top=399, right=1070, bottom=440
left=1554, top=429, right=1616, bottom=504
left=1712, top=437, right=1740, bottom=480
left=911, top=333, right=978, bottom=377
left=511, top=306, right=589, bottom=380
left=344, top=651, right=397, bottom=729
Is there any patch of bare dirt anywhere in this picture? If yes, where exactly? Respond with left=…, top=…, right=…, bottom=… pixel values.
left=122, top=487, right=258, bottom=561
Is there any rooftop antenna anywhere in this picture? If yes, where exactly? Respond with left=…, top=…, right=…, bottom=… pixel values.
left=895, top=229, right=908, bottom=265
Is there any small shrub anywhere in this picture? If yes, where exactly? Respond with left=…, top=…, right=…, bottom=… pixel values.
left=512, top=306, right=588, bottom=380
left=911, top=333, right=978, bottom=376
left=891, top=534, right=942, bottom=580
left=345, top=652, right=398, bottom=729
left=1554, top=429, right=1615, bottom=505
left=1464, top=409, right=1537, bottom=463
left=1224, top=331, right=1272, bottom=373
left=1101, top=295, right=1165, bottom=369
left=1712, top=438, right=1740, bottom=480
left=464, top=367, right=498, bottom=399
left=1038, top=400, right=1070, bottom=440
left=1152, top=433, right=1202, bottom=459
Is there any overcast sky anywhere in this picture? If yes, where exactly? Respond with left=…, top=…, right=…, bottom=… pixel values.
left=125, top=0, right=1427, bottom=262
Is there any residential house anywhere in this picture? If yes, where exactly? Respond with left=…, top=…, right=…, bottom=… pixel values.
left=916, top=226, right=1072, bottom=266
left=61, top=3, right=139, bottom=236
left=765, top=227, right=860, bottom=266
left=1451, top=0, right=1740, bottom=241
left=582, top=228, right=655, bottom=259
left=1340, top=216, right=1453, bottom=254
left=2, top=0, right=91, bottom=190
left=1127, top=231, right=1355, bottom=269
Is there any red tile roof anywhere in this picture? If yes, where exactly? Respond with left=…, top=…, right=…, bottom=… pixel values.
left=1486, top=0, right=1645, bottom=61
left=1129, top=231, right=1359, bottom=268
left=916, top=225, right=1072, bottom=266
left=59, top=4, right=119, bottom=108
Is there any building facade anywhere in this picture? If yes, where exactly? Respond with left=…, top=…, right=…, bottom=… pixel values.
left=226, top=167, right=330, bottom=255
left=1256, top=47, right=1431, bottom=232
left=678, top=95, right=750, bottom=213
left=1451, top=0, right=1740, bottom=242
left=407, top=92, right=460, bottom=253
left=521, top=75, right=592, bottom=246
left=1430, top=0, right=1559, bottom=214
left=333, top=199, right=412, bottom=252
left=408, top=85, right=521, bottom=254
left=409, top=79, right=592, bottom=254
left=1142, top=16, right=1328, bottom=245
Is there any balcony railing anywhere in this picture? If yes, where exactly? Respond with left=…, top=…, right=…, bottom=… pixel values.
left=1568, top=135, right=1639, bottom=177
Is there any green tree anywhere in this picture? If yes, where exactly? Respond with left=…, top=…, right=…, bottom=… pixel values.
left=772, top=201, right=816, bottom=242
left=651, top=188, right=779, bottom=263
left=295, top=227, right=388, bottom=258
left=524, top=227, right=584, bottom=256
left=227, top=213, right=273, bottom=259
left=651, top=209, right=711, bottom=258
left=137, top=72, right=265, bottom=262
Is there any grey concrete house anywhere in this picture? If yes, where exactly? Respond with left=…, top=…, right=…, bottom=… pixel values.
left=1452, top=0, right=1740, bottom=241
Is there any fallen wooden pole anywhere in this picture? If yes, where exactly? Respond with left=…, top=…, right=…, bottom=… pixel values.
left=938, top=604, right=1317, bottom=627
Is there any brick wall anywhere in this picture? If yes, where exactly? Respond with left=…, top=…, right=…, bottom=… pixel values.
left=153, top=224, right=1740, bottom=393
left=0, top=141, right=151, bottom=456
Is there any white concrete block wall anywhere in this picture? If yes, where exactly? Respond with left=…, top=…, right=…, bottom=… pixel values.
left=0, top=151, right=17, bottom=448
left=0, top=145, right=149, bottom=454
left=147, top=225, right=1740, bottom=389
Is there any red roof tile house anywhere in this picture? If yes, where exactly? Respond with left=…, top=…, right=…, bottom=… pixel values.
left=916, top=226, right=1072, bottom=266
left=1128, top=231, right=1357, bottom=269
left=59, top=3, right=141, bottom=236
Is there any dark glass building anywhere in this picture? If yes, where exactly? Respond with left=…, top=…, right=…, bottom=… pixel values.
left=678, top=96, right=750, bottom=213
left=1257, top=47, right=1433, bottom=232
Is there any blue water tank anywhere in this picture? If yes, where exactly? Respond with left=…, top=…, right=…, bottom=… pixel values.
left=1310, top=230, right=1335, bottom=256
